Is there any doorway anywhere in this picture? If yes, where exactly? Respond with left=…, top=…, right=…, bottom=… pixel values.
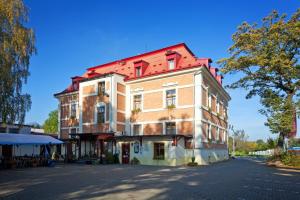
left=122, top=143, right=130, bottom=164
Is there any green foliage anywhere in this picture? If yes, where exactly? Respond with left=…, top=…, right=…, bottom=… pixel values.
left=281, top=152, right=300, bottom=167
left=113, top=154, right=120, bottom=164
left=167, top=104, right=176, bottom=110
left=266, top=138, right=277, bottom=149
left=43, top=110, right=58, bottom=134
left=130, top=157, right=140, bottom=165
left=131, top=108, right=141, bottom=115
left=218, top=9, right=300, bottom=142
left=0, top=0, right=36, bottom=124
left=289, top=138, right=300, bottom=147
left=105, top=152, right=115, bottom=164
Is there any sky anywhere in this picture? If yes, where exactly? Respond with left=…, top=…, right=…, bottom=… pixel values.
left=23, top=0, right=300, bottom=141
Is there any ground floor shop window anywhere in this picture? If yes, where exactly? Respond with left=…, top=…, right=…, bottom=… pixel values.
left=153, top=143, right=165, bottom=160
left=185, top=138, right=193, bottom=149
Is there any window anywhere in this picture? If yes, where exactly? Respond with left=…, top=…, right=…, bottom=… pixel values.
left=207, top=124, right=211, bottom=140
left=165, top=122, right=176, bottom=135
left=133, top=124, right=142, bottom=136
left=153, top=143, right=165, bottom=160
left=133, top=94, right=142, bottom=110
left=217, top=100, right=220, bottom=113
left=166, top=89, right=176, bottom=107
left=216, top=127, right=220, bottom=141
left=97, top=105, right=105, bottom=123
left=136, top=67, right=141, bottom=77
left=208, top=93, right=212, bottom=108
left=185, top=138, right=193, bottom=149
left=70, top=102, right=77, bottom=118
left=0, top=127, right=6, bottom=133
left=224, top=107, right=227, bottom=118
left=98, top=82, right=105, bottom=95
left=9, top=128, right=19, bottom=133
left=70, top=128, right=77, bottom=134
left=168, top=59, right=175, bottom=70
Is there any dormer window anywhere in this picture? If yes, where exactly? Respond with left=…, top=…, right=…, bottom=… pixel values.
left=165, top=51, right=181, bottom=70
left=134, top=60, right=149, bottom=78
left=168, top=59, right=175, bottom=70
left=136, top=66, right=142, bottom=77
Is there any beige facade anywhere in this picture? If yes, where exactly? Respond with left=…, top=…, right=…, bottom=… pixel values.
left=55, top=43, right=231, bottom=166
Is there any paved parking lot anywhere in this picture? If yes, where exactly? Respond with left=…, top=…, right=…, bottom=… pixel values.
left=0, top=158, right=299, bottom=200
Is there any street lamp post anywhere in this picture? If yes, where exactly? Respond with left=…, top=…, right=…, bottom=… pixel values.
left=229, top=124, right=236, bottom=157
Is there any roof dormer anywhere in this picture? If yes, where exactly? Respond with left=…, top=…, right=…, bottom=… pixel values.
left=71, top=76, right=83, bottom=91
left=134, top=60, right=149, bottom=78
left=165, top=50, right=181, bottom=70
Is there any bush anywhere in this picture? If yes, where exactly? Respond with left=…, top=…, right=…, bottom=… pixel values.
left=187, top=162, right=198, bottom=167
left=130, top=157, right=140, bottom=165
left=105, top=152, right=115, bottom=164
left=281, top=152, right=300, bottom=167
left=113, top=154, right=120, bottom=164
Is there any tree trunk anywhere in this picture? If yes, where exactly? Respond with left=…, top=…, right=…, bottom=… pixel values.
left=277, top=132, right=285, bottom=148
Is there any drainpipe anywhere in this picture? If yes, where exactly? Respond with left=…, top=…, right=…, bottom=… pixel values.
left=192, top=68, right=203, bottom=161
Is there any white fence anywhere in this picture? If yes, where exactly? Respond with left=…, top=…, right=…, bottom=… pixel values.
left=248, top=149, right=274, bottom=156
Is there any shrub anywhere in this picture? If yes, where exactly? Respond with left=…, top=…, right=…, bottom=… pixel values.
left=281, top=152, right=300, bottom=167
left=187, top=162, right=198, bottom=166
left=130, top=157, right=140, bottom=165
left=113, top=154, right=120, bottom=164
left=105, top=152, right=115, bottom=164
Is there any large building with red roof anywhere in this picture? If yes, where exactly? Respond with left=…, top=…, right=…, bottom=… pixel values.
left=54, top=43, right=230, bottom=166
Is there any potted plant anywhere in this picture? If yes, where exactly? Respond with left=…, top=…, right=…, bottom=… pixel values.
left=167, top=104, right=176, bottom=110
left=208, top=107, right=212, bottom=113
left=131, top=108, right=141, bottom=115
left=208, top=138, right=213, bottom=144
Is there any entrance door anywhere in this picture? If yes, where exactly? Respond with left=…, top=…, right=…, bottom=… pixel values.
left=2, top=145, right=12, bottom=158
left=67, top=143, right=73, bottom=161
left=122, top=143, right=130, bottom=164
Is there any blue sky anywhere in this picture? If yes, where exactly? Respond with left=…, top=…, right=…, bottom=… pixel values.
left=24, top=0, right=300, bottom=141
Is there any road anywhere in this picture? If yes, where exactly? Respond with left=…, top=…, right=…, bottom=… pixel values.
left=0, top=157, right=299, bottom=200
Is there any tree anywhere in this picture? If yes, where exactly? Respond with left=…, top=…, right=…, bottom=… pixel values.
left=0, top=0, right=36, bottom=124
left=256, top=139, right=268, bottom=151
left=43, top=110, right=58, bottom=134
left=219, top=10, right=300, bottom=147
left=266, top=138, right=276, bottom=149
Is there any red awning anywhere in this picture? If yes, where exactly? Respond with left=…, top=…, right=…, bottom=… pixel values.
left=96, top=134, right=114, bottom=140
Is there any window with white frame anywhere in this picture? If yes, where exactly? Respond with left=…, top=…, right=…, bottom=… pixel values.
left=133, top=124, right=142, bottom=136
left=166, top=122, right=176, bottom=135
left=133, top=94, right=142, bottom=110
left=168, top=59, right=175, bottom=70
left=98, top=81, right=105, bottom=96
left=216, top=127, right=220, bottom=141
left=97, top=105, right=105, bottom=124
left=166, top=89, right=176, bottom=107
left=224, top=107, right=227, bottom=118
left=217, top=99, right=220, bottom=113
left=208, top=93, right=212, bottom=109
left=136, top=66, right=142, bottom=77
left=70, top=102, right=77, bottom=118
left=207, top=124, right=211, bottom=140
left=224, top=130, right=227, bottom=143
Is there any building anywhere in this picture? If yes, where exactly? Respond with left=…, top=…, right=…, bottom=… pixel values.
left=54, top=43, right=231, bottom=166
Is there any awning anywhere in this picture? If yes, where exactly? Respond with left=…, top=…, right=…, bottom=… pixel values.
left=0, top=133, right=64, bottom=145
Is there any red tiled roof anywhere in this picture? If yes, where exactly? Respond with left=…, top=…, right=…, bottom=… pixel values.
left=55, top=43, right=218, bottom=96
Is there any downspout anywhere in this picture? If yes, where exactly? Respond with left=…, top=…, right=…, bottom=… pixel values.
left=192, top=68, right=203, bottom=161
left=110, top=75, right=113, bottom=132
